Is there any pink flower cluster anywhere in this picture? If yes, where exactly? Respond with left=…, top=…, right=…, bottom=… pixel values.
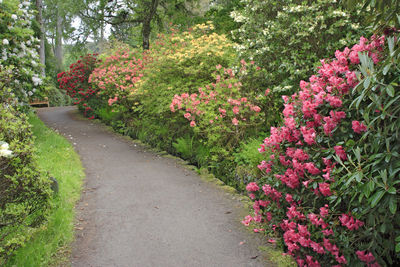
left=90, top=50, right=146, bottom=101
left=339, top=213, right=364, bottom=230
left=244, top=36, right=385, bottom=265
left=356, top=250, right=381, bottom=267
left=170, top=66, right=261, bottom=129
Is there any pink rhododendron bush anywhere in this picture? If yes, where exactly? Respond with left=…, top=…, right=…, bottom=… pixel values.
left=89, top=46, right=146, bottom=109
left=170, top=60, right=268, bottom=163
left=244, top=35, right=400, bottom=266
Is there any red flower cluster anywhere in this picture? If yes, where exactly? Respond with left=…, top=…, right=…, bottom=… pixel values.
left=57, top=54, right=101, bottom=118
left=243, top=35, right=385, bottom=265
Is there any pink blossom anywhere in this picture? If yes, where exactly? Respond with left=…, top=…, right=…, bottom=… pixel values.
left=339, top=214, right=364, bottom=230
left=319, top=183, right=332, bottom=196
left=252, top=105, right=261, bottom=112
left=284, top=117, right=296, bottom=129
left=352, top=120, right=368, bottom=133
left=293, top=149, right=309, bottom=161
left=266, top=212, right=272, bottom=221
left=356, top=250, right=376, bottom=264
left=319, top=204, right=329, bottom=218
left=184, top=112, right=191, bottom=119
left=257, top=160, right=272, bottom=173
left=285, top=194, right=294, bottom=203
left=310, top=241, right=325, bottom=254
left=241, top=215, right=253, bottom=226
left=323, top=116, right=337, bottom=135
left=246, top=182, right=259, bottom=192
left=232, top=106, right=239, bottom=114
left=322, top=229, right=333, bottom=236
left=335, top=255, right=347, bottom=264
left=302, top=100, right=318, bottom=118
left=300, top=126, right=316, bottom=145
left=232, top=118, right=239, bottom=125
left=304, top=162, right=321, bottom=175
left=306, top=255, right=321, bottom=267
left=190, top=121, right=196, bottom=127
left=334, top=145, right=347, bottom=161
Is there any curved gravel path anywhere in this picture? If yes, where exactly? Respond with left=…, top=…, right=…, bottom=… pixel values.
left=37, top=106, right=272, bottom=267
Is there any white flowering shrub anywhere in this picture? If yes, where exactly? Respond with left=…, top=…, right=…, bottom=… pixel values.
left=0, top=0, right=44, bottom=105
left=231, top=0, right=367, bottom=95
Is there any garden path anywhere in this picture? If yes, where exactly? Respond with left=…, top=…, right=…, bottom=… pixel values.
left=37, top=106, right=272, bottom=267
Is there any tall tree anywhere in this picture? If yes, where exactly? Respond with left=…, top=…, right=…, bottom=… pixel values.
left=77, top=0, right=199, bottom=50
left=141, top=0, right=159, bottom=49
left=55, top=1, right=64, bottom=72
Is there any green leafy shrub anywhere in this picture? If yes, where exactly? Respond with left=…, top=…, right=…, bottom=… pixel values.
left=0, top=105, right=51, bottom=264
left=46, top=84, right=72, bottom=107
left=233, top=138, right=268, bottom=191
left=133, top=22, right=236, bottom=122
left=231, top=0, right=367, bottom=95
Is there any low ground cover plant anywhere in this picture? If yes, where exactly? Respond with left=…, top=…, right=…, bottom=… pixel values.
left=243, top=34, right=400, bottom=266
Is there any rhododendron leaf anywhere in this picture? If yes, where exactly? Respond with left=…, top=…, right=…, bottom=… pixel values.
left=388, top=187, right=396, bottom=194
left=383, top=64, right=391, bottom=75
left=368, top=180, right=375, bottom=193
left=312, top=182, right=318, bottom=189
left=355, top=90, right=366, bottom=109
left=388, top=37, right=395, bottom=55
left=386, top=85, right=395, bottom=97
left=383, top=95, right=400, bottom=111
left=353, top=147, right=361, bottom=163
left=363, top=184, right=371, bottom=198
left=381, top=170, right=388, bottom=184
left=396, top=242, right=400, bottom=253
left=355, top=172, right=363, bottom=183
left=363, top=77, right=371, bottom=89
left=370, top=190, right=385, bottom=208
left=385, top=153, right=392, bottom=163
left=345, top=173, right=357, bottom=187
left=389, top=196, right=397, bottom=214
left=380, top=223, right=389, bottom=234
left=346, top=139, right=356, bottom=147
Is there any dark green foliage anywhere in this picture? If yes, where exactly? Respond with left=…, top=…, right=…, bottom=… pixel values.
left=343, top=0, right=400, bottom=28
left=45, top=84, right=72, bottom=107
left=232, top=0, right=368, bottom=95
left=0, top=105, right=51, bottom=264
left=345, top=36, right=400, bottom=265
left=203, top=0, right=242, bottom=36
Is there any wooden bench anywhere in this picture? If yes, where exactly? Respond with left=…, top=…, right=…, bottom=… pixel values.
left=29, top=97, right=49, bottom=107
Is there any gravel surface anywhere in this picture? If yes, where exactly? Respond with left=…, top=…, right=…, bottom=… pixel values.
left=37, top=106, right=272, bottom=267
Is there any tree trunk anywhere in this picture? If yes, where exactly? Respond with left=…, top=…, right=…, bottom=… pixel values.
left=55, top=4, right=64, bottom=72
left=36, top=0, right=45, bottom=76
left=142, top=0, right=159, bottom=50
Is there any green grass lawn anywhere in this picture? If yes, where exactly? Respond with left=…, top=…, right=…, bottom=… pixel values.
left=6, top=113, right=84, bottom=267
